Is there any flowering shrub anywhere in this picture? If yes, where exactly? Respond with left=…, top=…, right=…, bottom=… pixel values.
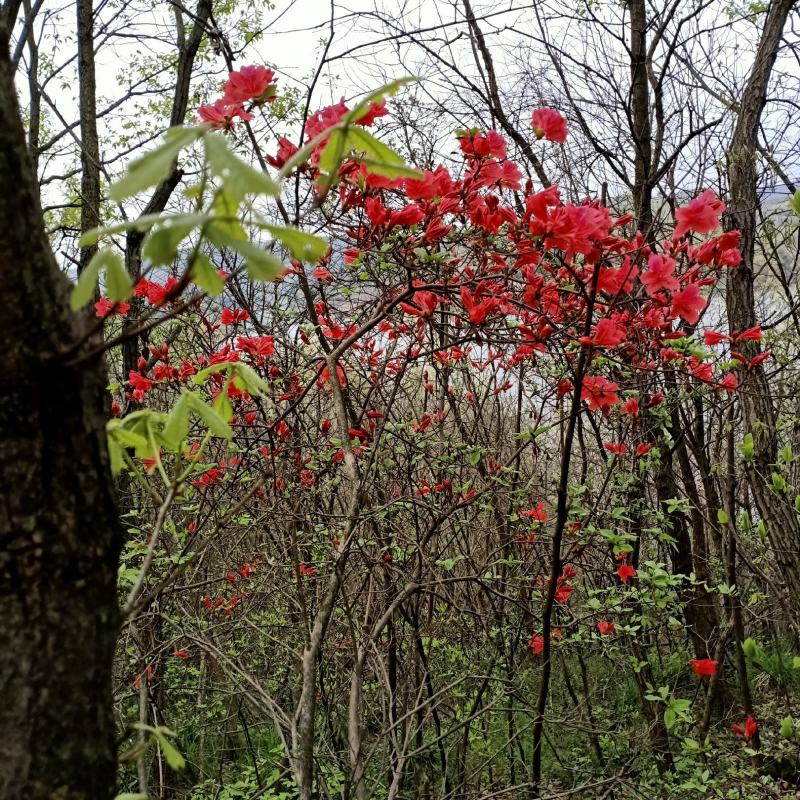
left=87, top=68, right=787, bottom=799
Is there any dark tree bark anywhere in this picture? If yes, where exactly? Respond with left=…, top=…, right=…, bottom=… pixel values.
left=724, top=0, right=800, bottom=613
left=77, top=0, right=100, bottom=273
left=0, top=23, right=122, bottom=800
left=629, top=0, right=653, bottom=232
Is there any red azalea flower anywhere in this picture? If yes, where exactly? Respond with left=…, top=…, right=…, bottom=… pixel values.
left=731, top=716, right=758, bottom=742
left=588, top=317, right=626, bottom=348
left=674, top=190, right=725, bottom=239
left=641, top=254, right=679, bottom=295
left=617, top=563, right=637, bottom=584
left=597, top=620, right=615, bottom=635
left=223, top=65, right=277, bottom=105
left=704, top=330, right=729, bottom=346
left=689, top=658, right=718, bottom=678
left=198, top=98, right=253, bottom=131
left=95, top=297, right=131, bottom=317
left=531, top=107, right=567, bottom=143
left=520, top=502, right=549, bottom=522
left=581, top=375, right=621, bottom=412
left=620, top=397, right=640, bottom=416
left=267, top=136, right=300, bottom=169
left=671, top=283, right=707, bottom=325
left=529, top=628, right=562, bottom=654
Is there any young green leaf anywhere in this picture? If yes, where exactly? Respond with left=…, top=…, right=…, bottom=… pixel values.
left=105, top=253, right=133, bottom=301
left=71, top=249, right=131, bottom=308
left=207, top=223, right=283, bottom=281
left=205, top=134, right=279, bottom=198
left=261, top=223, right=327, bottom=262
left=231, top=362, right=270, bottom=396
left=790, top=189, right=800, bottom=218
left=185, top=392, right=232, bottom=439
left=162, top=393, right=191, bottom=451
left=79, top=212, right=173, bottom=248
left=70, top=249, right=105, bottom=309
left=110, top=127, right=203, bottom=202
left=154, top=731, right=186, bottom=771
left=318, top=128, right=348, bottom=176
left=143, top=217, right=203, bottom=266
left=190, top=253, right=225, bottom=296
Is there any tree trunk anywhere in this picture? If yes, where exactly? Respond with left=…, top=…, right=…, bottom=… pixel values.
left=724, top=0, right=800, bottom=613
left=0, top=25, right=122, bottom=800
left=629, top=0, right=653, bottom=232
left=77, top=0, right=100, bottom=273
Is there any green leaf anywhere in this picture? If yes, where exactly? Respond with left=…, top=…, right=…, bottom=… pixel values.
left=210, top=188, right=246, bottom=239
left=142, top=217, right=202, bottom=266
left=771, top=472, right=787, bottom=493
left=318, top=128, right=348, bottom=176
left=70, top=249, right=105, bottom=309
left=205, top=134, right=279, bottom=199
left=185, top=392, right=232, bottom=439
left=105, top=253, right=133, bottom=301
left=737, top=433, right=755, bottom=463
left=360, top=158, right=422, bottom=179
left=345, top=76, right=418, bottom=125
left=261, top=223, right=327, bottom=262
left=231, top=362, right=270, bottom=396
left=780, top=716, right=795, bottom=738
left=110, top=126, right=203, bottom=202
left=207, top=223, right=283, bottom=281
left=742, top=638, right=758, bottom=658
left=79, top=212, right=171, bottom=248
left=790, top=190, right=800, bottom=218
left=110, top=426, right=150, bottom=453
left=162, top=393, right=191, bottom=451
left=71, top=249, right=132, bottom=308
left=346, top=127, right=420, bottom=178
left=108, top=437, right=125, bottom=475
left=212, top=388, right=233, bottom=424
left=154, top=731, right=186, bottom=771
left=190, top=253, right=225, bottom=296
left=716, top=508, right=730, bottom=525
left=278, top=78, right=417, bottom=183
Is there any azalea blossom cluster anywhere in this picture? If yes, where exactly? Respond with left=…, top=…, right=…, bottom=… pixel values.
left=198, top=65, right=278, bottom=131
left=110, top=75, right=755, bottom=692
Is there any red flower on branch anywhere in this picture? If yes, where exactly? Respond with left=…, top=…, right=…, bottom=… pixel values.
left=531, top=107, right=567, bottom=143
left=689, top=658, right=718, bottom=678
